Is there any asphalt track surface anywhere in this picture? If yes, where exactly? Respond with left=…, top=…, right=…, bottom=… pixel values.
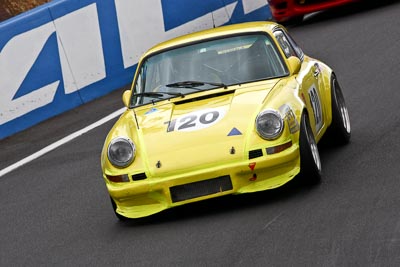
left=1, top=1, right=400, bottom=265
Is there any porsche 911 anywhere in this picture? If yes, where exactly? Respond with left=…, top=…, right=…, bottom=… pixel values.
left=101, top=21, right=351, bottom=220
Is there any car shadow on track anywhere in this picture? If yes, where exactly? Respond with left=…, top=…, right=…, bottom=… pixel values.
left=115, top=172, right=321, bottom=227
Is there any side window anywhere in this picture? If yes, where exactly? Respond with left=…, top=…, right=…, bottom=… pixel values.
left=286, top=32, right=304, bottom=60
left=274, top=30, right=304, bottom=60
left=274, top=30, right=296, bottom=58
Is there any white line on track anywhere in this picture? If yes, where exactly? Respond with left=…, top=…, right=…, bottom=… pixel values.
left=0, top=107, right=126, bottom=178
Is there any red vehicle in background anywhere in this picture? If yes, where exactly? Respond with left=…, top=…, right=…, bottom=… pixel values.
left=268, top=0, right=358, bottom=23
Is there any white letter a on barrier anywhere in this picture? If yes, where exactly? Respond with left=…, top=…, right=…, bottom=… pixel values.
left=0, top=22, right=59, bottom=125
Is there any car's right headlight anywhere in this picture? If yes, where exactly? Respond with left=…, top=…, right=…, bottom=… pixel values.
left=107, top=137, right=136, bottom=167
left=256, top=109, right=284, bottom=140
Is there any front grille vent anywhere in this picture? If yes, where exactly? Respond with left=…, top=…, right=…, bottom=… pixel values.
left=131, top=172, right=147, bottom=181
left=170, top=175, right=233, bottom=203
left=249, top=149, right=263, bottom=159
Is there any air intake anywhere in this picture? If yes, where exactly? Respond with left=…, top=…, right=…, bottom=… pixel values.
left=248, top=149, right=263, bottom=159
left=170, top=175, right=232, bottom=203
left=131, top=173, right=147, bottom=181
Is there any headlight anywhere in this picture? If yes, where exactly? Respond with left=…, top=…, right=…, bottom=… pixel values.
left=107, top=137, right=136, bottom=167
left=256, top=109, right=284, bottom=140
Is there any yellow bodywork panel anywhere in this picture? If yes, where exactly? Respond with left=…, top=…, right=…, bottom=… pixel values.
left=101, top=21, right=335, bottom=219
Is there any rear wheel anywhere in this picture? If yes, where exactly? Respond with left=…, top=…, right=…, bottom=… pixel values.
left=329, top=74, right=351, bottom=145
left=300, top=112, right=321, bottom=184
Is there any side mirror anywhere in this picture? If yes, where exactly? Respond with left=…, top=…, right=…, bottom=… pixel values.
left=287, top=56, right=301, bottom=75
left=122, top=90, right=131, bottom=107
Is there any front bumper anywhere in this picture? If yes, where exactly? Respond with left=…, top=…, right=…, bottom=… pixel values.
left=105, top=142, right=300, bottom=219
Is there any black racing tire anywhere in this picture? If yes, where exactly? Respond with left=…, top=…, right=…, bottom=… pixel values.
left=300, top=112, right=322, bottom=185
left=329, top=74, right=351, bottom=145
left=110, top=197, right=129, bottom=221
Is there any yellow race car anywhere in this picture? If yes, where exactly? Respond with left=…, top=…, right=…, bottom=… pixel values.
left=101, top=21, right=351, bottom=220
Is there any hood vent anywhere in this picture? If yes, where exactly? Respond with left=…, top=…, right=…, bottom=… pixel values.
left=174, top=90, right=234, bottom=105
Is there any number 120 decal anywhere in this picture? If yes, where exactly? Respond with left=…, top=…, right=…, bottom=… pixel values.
left=166, top=108, right=226, bottom=132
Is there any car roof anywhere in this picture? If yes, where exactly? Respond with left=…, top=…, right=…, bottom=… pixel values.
left=142, top=21, right=280, bottom=58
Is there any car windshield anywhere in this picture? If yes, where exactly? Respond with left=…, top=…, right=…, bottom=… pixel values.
left=131, top=34, right=288, bottom=106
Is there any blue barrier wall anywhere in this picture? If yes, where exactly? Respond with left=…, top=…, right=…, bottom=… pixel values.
left=0, top=0, right=271, bottom=139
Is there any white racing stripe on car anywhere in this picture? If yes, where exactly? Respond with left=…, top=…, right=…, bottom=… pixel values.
left=0, top=107, right=126, bottom=178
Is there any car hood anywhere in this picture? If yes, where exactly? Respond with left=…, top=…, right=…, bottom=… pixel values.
left=130, top=80, right=281, bottom=175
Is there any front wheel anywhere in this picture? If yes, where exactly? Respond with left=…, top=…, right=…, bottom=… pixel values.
left=300, top=112, right=322, bottom=185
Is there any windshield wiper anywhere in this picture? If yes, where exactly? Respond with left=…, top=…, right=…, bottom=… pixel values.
left=132, top=92, right=164, bottom=98
left=158, top=91, right=184, bottom=97
left=166, top=80, right=227, bottom=89
left=133, top=91, right=184, bottom=98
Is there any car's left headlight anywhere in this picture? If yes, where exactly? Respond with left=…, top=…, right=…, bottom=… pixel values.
left=107, top=137, right=136, bottom=167
left=256, top=109, right=284, bottom=140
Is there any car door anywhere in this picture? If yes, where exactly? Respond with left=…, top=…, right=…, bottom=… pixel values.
left=273, top=29, right=325, bottom=136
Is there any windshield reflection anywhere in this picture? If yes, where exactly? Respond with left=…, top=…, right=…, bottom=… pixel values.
left=132, top=34, right=288, bottom=106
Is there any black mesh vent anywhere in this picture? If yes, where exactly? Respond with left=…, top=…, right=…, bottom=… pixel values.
left=170, top=175, right=232, bottom=203
left=131, top=173, right=147, bottom=181
left=249, top=149, right=263, bottom=159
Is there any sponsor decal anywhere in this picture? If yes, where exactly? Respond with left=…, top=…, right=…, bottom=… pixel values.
left=145, top=108, right=159, bottom=115
left=227, top=127, right=242, bottom=136
left=166, top=107, right=226, bottom=132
